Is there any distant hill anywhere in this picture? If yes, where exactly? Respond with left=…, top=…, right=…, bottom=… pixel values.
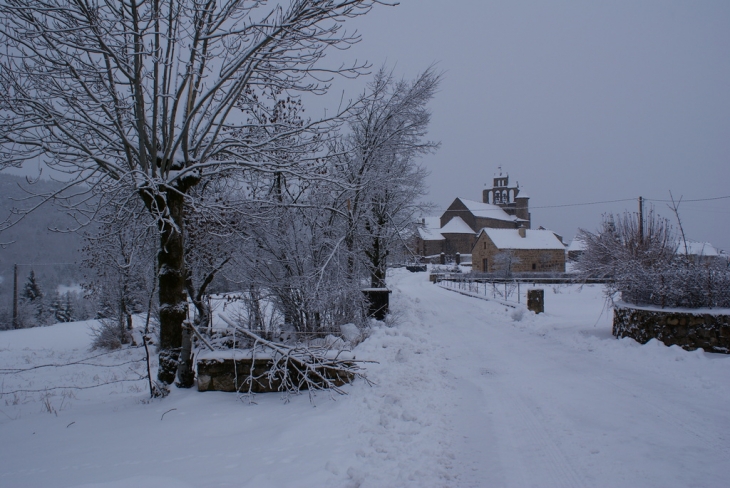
left=0, top=174, right=87, bottom=308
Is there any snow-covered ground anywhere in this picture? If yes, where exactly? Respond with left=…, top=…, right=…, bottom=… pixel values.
left=1, top=269, right=729, bottom=487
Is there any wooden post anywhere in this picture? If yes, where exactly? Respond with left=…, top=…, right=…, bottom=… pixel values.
left=527, top=289, right=544, bottom=314
left=638, top=196, right=644, bottom=243
left=12, top=264, right=18, bottom=329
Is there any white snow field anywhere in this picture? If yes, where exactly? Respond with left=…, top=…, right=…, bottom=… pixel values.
left=1, top=268, right=729, bottom=487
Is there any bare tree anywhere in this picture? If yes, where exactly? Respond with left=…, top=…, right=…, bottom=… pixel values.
left=336, top=67, right=440, bottom=288
left=0, top=0, right=387, bottom=385
left=235, top=163, right=361, bottom=337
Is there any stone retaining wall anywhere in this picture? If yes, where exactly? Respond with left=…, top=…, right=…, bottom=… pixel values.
left=197, top=357, right=354, bottom=393
left=613, top=304, right=730, bottom=354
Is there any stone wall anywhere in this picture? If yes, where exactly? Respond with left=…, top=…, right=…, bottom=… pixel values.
left=441, top=232, right=476, bottom=255
left=197, top=356, right=354, bottom=392
left=613, top=304, right=730, bottom=354
left=473, top=216, right=520, bottom=230
left=416, top=237, right=444, bottom=257
left=471, top=235, right=565, bottom=273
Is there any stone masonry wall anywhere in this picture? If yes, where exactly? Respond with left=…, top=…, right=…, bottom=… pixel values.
left=613, top=304, right=730, bottom=354
left=417, top=237, right=444, bottom=257
left=471, top=235, right=565, bottom=273
left=442, top=233, right=476, bottom=255
left=197, top=357, right=354, bottom=392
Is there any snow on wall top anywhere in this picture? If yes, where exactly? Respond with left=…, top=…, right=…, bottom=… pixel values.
left=440, top=216, right=475, bottom=234
left=480, top=228, right=565, bottom=250
left=457, top=198, right=519, bottom=222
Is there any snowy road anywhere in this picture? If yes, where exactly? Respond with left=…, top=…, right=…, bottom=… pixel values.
left=349, top=269, right=730, bottom=487
left=1, top=268, right=729, bottom=487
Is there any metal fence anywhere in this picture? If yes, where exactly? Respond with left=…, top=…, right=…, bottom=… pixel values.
left=439, top=278, right=524, bottom=303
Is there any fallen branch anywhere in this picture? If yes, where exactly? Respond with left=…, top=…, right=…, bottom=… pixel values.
left=217, top=314, right=374, bottom=399
left=187, top=321, right=215, bottom=351
left=161, top=408, right=177, bottom=420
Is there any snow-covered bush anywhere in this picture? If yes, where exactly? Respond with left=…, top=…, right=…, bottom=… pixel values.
left=576, top=211, right=730, bottom=308
left=90, top=318, right=132, bottom=350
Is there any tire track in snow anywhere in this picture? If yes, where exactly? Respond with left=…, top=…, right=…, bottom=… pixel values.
left=411, top=277, right=590, bottom=487
left=484, top=382, right=588, bottom=488
left=589, top=368, right=730, bottom=456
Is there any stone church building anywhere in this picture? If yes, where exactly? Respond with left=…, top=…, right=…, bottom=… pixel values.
left=417, top=172, right=531, bottom=256
left=415, top=171, right=566, bottom=272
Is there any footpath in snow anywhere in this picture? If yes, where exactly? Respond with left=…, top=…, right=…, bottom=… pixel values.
left=1, top=268, right=729, bottom=487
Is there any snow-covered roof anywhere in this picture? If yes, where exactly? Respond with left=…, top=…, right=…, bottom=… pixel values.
left=440, top=216, right=475, bottom=234
left=423, top=216, right=440, bottom=228
left=417, top=216, right=445, bottom=241
left=478, top=228, right=565, bottom=250
left=567, top=237, right=587, bottom=251
left=677, top=241, right=719, bottom=257
left=418, top=226, right=444, bottom=241
left=456, top=198, right=521, bottom=223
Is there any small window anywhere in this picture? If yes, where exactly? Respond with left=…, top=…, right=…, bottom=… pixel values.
left=532, top=263, right=536, bottom=270
left=483, top=242, right=486, bottom=249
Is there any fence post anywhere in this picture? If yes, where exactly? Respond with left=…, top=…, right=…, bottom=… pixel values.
left=527, top=289, right=545, bottom=314
left=13, top=264, right=19, bottom=329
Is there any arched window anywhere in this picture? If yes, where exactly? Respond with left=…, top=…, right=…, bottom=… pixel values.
left=502, top=190, right=508, bottom=203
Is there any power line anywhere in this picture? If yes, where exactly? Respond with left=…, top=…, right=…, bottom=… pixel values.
left=530, top=198, right=636, bottom=210
left=645, top=195, right=730, bottom=204
left=530, top=194, right=730, bottom=210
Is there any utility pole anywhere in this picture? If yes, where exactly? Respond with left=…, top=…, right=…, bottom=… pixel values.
left=638, top=196, right=644, bottom=243
left=12, top=264, right=18, bottom=329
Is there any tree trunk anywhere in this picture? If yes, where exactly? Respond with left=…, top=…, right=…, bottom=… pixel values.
left=152, top=187, right=190, bottom=385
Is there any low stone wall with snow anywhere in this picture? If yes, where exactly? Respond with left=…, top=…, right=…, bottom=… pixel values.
left=197, top=355, right=355, bottom=393
left=613, top=303, right=730, bottom=354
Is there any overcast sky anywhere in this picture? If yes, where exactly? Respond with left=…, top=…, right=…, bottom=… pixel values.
left=5, top=1, right=728, bottom=250
left=331, top=0, right=730, bottom=250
